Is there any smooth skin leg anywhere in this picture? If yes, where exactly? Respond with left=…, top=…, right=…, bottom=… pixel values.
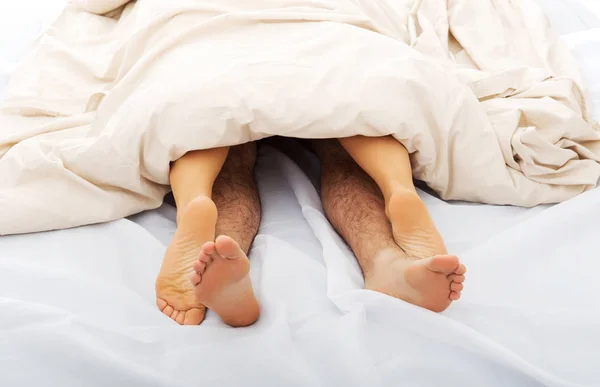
left=170, top=147, right=229, bottom=223
left=313, top=139, right=465, bottom=312
left=156, top=144, right=260, bottom=326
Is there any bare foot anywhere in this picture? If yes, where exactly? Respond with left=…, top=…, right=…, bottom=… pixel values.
left=155, top=196, right=216, bottom=325
left=190, top=235, right=259, bottom=327
left=377, top=188, right=466, bottom=312
left=365, top=249, right=466, bottom=312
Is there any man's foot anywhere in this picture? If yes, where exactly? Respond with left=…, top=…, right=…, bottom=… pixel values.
left=155, top=196, right=217, bottom=325
left=365, top=250, right=466, bottom=312
left=386, top=188, right=448, bottom=258
left=190, top=235, right=259, bottom=327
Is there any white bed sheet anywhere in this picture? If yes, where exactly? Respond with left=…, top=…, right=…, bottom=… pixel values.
left=1, top=1, right=600, bottom=386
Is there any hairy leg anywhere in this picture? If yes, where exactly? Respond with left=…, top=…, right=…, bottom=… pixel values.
left=212, top=142, right=261, bottom=255
left=338, top=135, right=447, bottom=259
left=313, top=139, right=465, bottom=312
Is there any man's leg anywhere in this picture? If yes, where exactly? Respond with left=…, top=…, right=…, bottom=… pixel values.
left=157, top=143, right=260, bottom=326
left=313, top=139, right=466, bottom=312
left=212, top=142, right=261, bottom=255
left=190, top=142, right=261, bottom=327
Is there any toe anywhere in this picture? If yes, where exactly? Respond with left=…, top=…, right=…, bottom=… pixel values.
left=450, top=282, right=463, bottom=292
left=449, top=291, right=461, bottom=301
left=176, top=311, right=186, bottom=325
left=448, top=274, right=465, bottom=283
left=215, top=235, right=246, bottom=260
left=193, top=259, right=206, bottom=274
left=157, top=298, right=168, bottom=311
left=189, top=272, right=202, bottom=286
left=454, top=264, right=467, bottom=275
left=199, top=252, right=212, bottom=265
left=425, top=255, right=459, bottom=274
left=163, top=305, right=174, bottom=317
left=202, top=241, right=217, bottom=256
left=183, top=307, right=206, bottom=325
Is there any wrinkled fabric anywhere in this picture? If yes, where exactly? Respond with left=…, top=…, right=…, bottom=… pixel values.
left=1, top=0, right=599, bottom=235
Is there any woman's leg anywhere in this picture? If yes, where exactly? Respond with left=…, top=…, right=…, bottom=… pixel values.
left=156, top=147, right=228, bottom=326
left=170, top=147, right=230, bottom=214
left=337, top=136, right=414, bottom=204
left=338, top=135, right=447, bottom=259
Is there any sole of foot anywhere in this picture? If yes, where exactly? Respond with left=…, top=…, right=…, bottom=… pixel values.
left=190, top=235, right=259, bottom=327
left=155, top=196, right=216, bottom=325
left=366, top=251, right=466, bottom=312
left=386, top=188, right=448, bottom=258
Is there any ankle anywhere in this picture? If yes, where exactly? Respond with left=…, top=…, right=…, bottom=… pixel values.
left=382, top=183, right=416, bottom=203
left=390, top=182, right=416, bottom=195
left=381, top=186, right=417, bottom=218
left=175, top=195, right=213, bottom=225
left=175, top=193, right=211, bottom=211
left=362, top=247, right=409, bottom=281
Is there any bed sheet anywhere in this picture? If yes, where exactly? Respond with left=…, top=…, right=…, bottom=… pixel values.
left=1, top=1, right=600, bottom=386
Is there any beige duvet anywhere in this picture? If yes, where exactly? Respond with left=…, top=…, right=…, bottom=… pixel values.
left=1, top=0, right=599, bottom=235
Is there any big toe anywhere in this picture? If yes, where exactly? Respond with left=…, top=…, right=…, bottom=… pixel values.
left=182, top=307, right=206, bottom=325
left=424, top=255, right=460, bottom=274
left=215, top=235, right=246, bottom=260
left=157, top=298, right=168, bottom=311
left=157, top=298, right=206, bottom=325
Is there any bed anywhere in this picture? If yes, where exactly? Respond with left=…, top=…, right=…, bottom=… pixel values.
left=1, top=1, right=599, bottom=386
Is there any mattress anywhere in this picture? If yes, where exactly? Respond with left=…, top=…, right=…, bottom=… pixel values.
left=1, top=1, right=599, bottom=386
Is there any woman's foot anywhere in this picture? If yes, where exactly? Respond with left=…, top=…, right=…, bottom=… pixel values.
left=379, top=187, right=466, bottom=311
left=155, top=196, right=216, bottom=325
left=365, top=250, right=466, bottom=312
left=190, top=235, right=259, bottom=327
left=386, top=188, right=448, bottom=258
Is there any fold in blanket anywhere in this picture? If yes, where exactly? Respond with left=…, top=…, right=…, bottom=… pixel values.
left=1, top=0, right=599, bottom=235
